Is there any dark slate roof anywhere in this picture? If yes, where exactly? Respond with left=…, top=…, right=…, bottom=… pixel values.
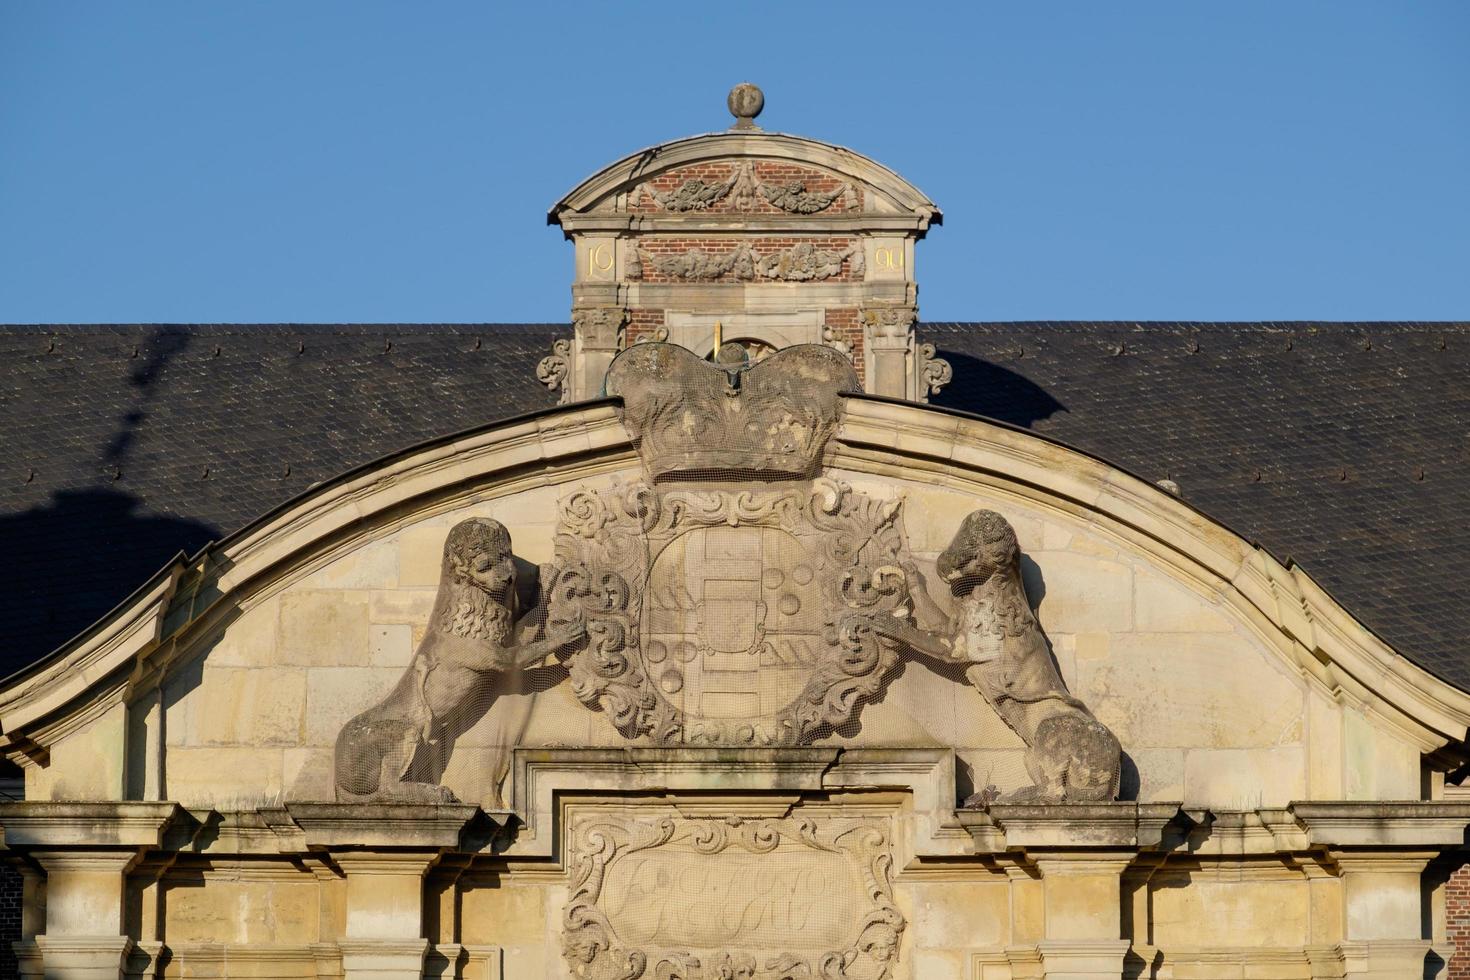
left=1, top=321, right=1467, bottom=695
left=922, top=321, right=1470, bottom=689
left=0, top=324, right=563, bottom=678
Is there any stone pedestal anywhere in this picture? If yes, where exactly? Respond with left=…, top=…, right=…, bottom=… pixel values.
left=338, top=938, right=431, bottom=980
left=1035, top=939, right=1133, bottom=980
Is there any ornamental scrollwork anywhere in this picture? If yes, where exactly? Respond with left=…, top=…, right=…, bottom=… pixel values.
left=537, top=338, right=572, bottom=405
left=563, top=814, right=903, bottom=980
left=917, top=342, right=953, bottom=400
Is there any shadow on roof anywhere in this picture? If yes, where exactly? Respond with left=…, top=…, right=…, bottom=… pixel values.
left=0, top=487, right=219, bottom=676
left=926, top=351, right=1067, bottom=428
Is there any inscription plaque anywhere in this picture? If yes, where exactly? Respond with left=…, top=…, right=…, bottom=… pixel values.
left=563, top=812, right=903, bottom=979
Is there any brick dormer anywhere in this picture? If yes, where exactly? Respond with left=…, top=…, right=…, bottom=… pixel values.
left=542, top=83, right=950, bottom=403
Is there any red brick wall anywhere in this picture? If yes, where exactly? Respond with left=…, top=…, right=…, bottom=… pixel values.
left=824, top=307, right=865, bottom=377
left=624, top=309, right=665, bottom=346
left=0, top=863, right=18, bottom=979
left=1449, top=861, right=1470, bottom=978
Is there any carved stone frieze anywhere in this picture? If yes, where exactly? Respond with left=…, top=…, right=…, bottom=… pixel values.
left=537, top=339, right=573, bottom=405
left=635, top=242, right=860, bottom=283
left=637, top=244, right=756, bottom=282
left=756, top=241, right=861, bottom=281
left=563, top=812, right=903, bottom=979
left=639, top=171, right=739, bottom=212
left=635, top=160, right=857, bottom=216
left=760, top=176, right=856, bottom=215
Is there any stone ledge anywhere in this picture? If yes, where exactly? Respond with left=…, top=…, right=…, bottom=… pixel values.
left=283, top=802, right=484, bottom=850
left=509, top=745, right=969, bottom=862
left=0, top=801, right=184, bottom=849
left=958, top=802, right=1182, bottom=853
left=1289, top=800, right=1470, bottom=847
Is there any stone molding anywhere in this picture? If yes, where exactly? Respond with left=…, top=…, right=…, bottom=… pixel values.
left=562, top=809, right=902, bottom=979
left=508, top=746, right=970, bottom=864
left=284, top=802, right=483, bottom=850
left=0, top=800, right=184, bottom=849
left=4, top=397, right=1470, bottom=775
left=5, top=796, right=1467, bottom=978
left=550, top=132, right=940, bottom=229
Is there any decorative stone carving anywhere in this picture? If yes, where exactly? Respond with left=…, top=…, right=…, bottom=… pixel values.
left=546, top=344, right=915, bottom=745
left=549, top=476, right=909, bottom=745
left=727, top=81, right=765, bottom=130
left=640, top=172, right=739, bottom=212
left=333, top=519, right=585, bottom=803
left=860, top=307, right=915, bottom=340
left=605, top=342, right=855, bottom=480
left=637, top=244, right=755, bottom=282
left=563, top=812, right=903, bottom=979
left=761, top=177, right=855, bottom=215
left=642, top=160, right=855, bottom=215
left=537, top=338, right=572, bottom=405
left=573, top=307, right=629, bottom=352
left=635, top=242, right=859, bottom=283
left=756, top=241, right=860, bottom=281
left=865, top=511, right=1122, bottom=803
left=917, top=342, right=952, bottom=399
left=821, top=323, right=851, bottom=358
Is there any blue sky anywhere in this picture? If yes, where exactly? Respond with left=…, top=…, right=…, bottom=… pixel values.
left=1, top=2, right=1466, bottom=323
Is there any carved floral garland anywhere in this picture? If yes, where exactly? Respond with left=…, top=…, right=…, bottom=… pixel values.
left=635, top=162, right=857, bottom=215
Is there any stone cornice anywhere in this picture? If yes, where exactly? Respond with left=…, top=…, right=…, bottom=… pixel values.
left=0, top=801, right=185, bottom=849
left=1288, top=801, right=1470, bottom=848
left=550, top=131, right=940, bottom=231
left=284, top=802, right=484, bottom=851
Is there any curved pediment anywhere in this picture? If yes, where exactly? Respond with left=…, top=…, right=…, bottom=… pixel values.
left=549, top=131, right=941, bottom=232
left=4, top=385, right=1469, bottom=813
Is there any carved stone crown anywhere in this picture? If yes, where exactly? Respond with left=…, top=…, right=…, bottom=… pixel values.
left=604, top=342, right=858, bottom=481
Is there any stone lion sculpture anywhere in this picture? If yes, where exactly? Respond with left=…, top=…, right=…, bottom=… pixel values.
left=867, top=509, right=1121, bottom=803
left=334, top=517, right=584, bottom=803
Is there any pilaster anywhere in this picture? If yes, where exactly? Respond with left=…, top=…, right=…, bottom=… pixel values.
left=860, top=306, right=916, bottom=399
left=286, top=803, right=478, bottom=980
left=970, top=803, right=1179, bottom=979
left=0, top=802, right=181, bottom=980
left=1291, top=801, right=1470, bottom=979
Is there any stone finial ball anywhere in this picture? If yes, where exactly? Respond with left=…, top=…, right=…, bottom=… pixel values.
left=727, top=82, right=764, bottom=123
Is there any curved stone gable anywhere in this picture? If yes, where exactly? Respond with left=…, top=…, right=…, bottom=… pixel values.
left=4, top=393, right=1470, bottom=979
